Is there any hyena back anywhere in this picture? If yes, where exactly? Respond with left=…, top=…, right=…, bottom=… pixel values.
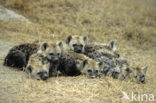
left=84, top=40, right=119, bottom=60
left=4, top=42, right=39, bottom=69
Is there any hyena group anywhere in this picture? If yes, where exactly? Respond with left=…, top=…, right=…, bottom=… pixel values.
left=84, top=40, right=147, bottom=83
left=4, top=35, right=147, bottom=83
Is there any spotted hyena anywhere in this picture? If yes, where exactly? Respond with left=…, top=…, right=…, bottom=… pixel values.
left=4, top=41, right=63, bottom=74
left=110, top=57, right=148, bottom=83
left=129, top=66, right=148, bottom=83
left=84, top=40, right=148, bottom=83
left=58, top=51, right=102, bottom=78
left=37, top=41, right=63, bottom=77
left=84, top=40, right=120, bottom=77
left=4, top=42, right=39, bottom=69
left=25, top=53, right=50, bottom=80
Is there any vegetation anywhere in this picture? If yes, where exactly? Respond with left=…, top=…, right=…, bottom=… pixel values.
left=0, top=0, right=155, bottom=103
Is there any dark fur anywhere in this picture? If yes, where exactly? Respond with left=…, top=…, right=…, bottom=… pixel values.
left=49, top=62, right=60, bottom=77
left=4, top=43, right=38, bottom=69
left=58, top=55, right=81, bottom=76
left=84, top=44, right=119, bottom=59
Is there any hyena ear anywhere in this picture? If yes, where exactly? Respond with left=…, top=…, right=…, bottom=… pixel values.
left=66, top=35, right=72, bottom=44
left=26, top=65, right=33, bottom=74
left=142, top=66, right=148, bottom=75
left=82, top=60, right=88, bottom=67
left=83, top=36, right=88, bottom=43
left=109, top=40, right=116, bottom=51
left=41, top=42, right=49, bottom=51
left=58, top=42, right=63, bottom=49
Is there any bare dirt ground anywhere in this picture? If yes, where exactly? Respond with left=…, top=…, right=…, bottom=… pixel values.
left=0, top=0, right=156, bottom=103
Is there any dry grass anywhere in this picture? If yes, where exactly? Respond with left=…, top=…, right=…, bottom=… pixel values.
left=0, top=0, right=156, bottom=103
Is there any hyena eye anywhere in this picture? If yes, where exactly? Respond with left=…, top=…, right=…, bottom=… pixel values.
left=95, top=70, right=98, bottom=73
left=37, top=72, right=43, bottom=76
left=141, top=75, right=145, bottom=78
left=49, top=53, right=54, bottom=56
left=73, top=44, right=77, bottom=47
left=79, top=44, right=83, bottom=47
left=135, top=76, right=138, bottom=78
left=116, top=54, right=120, bottom=58
left=88, top=69, right=92, bottom=73
left=37, top=71, right=47, bottom=76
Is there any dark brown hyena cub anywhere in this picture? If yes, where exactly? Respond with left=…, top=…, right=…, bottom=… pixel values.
left=58, top=51, right=102, bottom=78
left=4, top=43, right=38, bottom=69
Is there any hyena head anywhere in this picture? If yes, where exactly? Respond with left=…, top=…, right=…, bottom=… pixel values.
left=133, top=66, right=148, bottom=83
left=38, top=41, right=63, bottom=64
left=66, top=35, right=88, bottom=53
left=114, top=65, right=132, bottom=81
left=26, top=54, right=50, bottom=80
left=81, top=59, right=101, bottom=78
left=104, top=40, right=120, bottom=58
left=112, top=57, right=132, bottom=80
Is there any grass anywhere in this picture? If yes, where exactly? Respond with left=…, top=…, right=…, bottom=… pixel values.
left=0, top=0, right=156, bottom=103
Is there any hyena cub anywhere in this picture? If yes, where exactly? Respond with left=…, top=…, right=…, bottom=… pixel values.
left=59, top=51, right=102, bottom=78
left=25, top=53, right=50, bottom=80
left=4, top=42, right=39, bottom=69
left=84, top=40, right=148, bottom=83
left=111, top=57, right=132, bottom=80
left=112, top=57, right=148, bottom=83
left=64, top=35, right=88, bottom=53
left=84, top=40, right=120, bottom=77
left=128, top=66, right=148, bottom=83
left=25, top=41, right=63, bottom=80
left=37, top=41, right=63, bottom=77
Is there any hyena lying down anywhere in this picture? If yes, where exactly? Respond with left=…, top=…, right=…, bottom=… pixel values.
left=37, top=41, right=63, bottom=77
left=84, top=40, right=120, bottom=76
left=84, top=40, right=148, bottom=83
left=112, top=57, right=148, bottom=83
left=4, top=42, right=39, bottom=69
left=25, top=53, right=50, bottom=80
left=4, top=40, right=62, bottom=69
left=25, top=41, right=63, bottom=80
left=4, top=40, right=63, bottom=80
left=58, top=51, right=102, bottom=78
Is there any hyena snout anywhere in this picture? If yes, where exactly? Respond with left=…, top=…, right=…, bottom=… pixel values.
left=87, top=69, right=99, bottom=78
left=112, top=71, right=119, bottom=79
left=139, top=75, right=145, bottom=83
left=73, top=44, right=83, bottom=53
left=37, top=71, right=49, bottom=80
